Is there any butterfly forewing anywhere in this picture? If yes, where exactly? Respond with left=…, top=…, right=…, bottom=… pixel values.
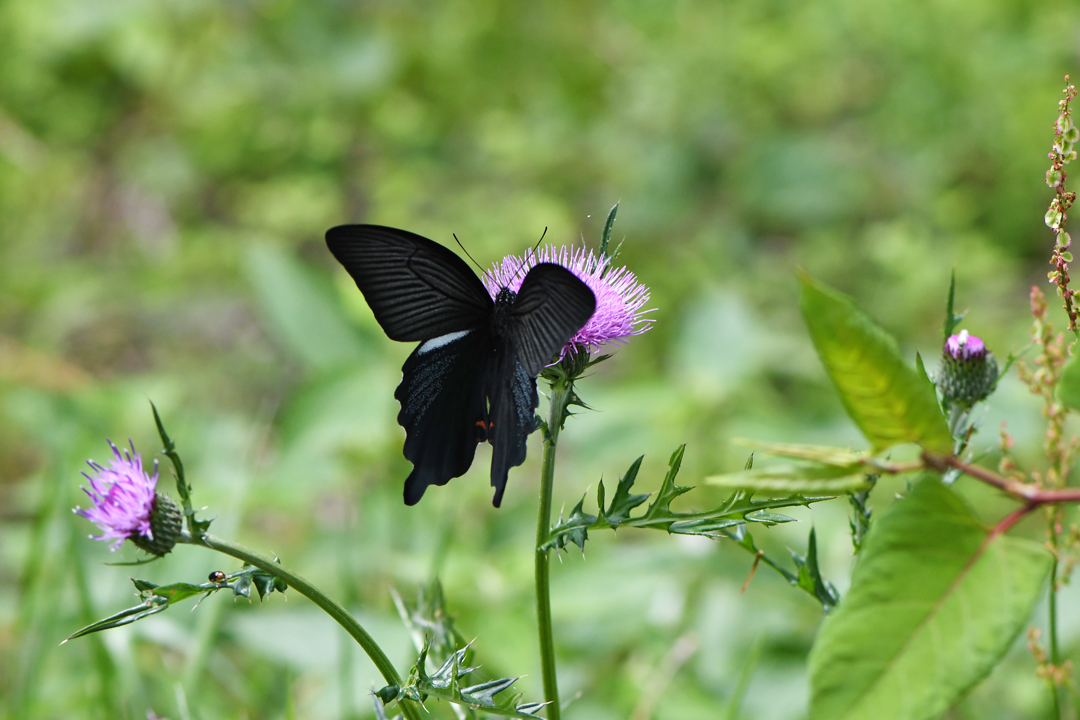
left=510, top=264, right=597, bottom=376
left=326, top=224, right=493, bottom=342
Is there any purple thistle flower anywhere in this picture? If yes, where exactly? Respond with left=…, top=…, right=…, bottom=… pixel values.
left=483, top=245, right=653, bottom=357
left=945, top=330, right=986, bottom=361
left=74, top=441, right=159, bottom=551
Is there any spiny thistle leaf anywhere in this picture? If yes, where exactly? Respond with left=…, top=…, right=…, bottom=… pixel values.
left=789, top=528, right=840, bottom=610
left=943, top=270, right=966, bottom=341
left=64, top=596, right=171, bottom=641
left=542, top=445, right=830, bottom=554
left=150, top=401, right=211, bottom=536
left=388, top=638, right=545, bottom=719
left=722, top=525, right=839, bottom=611
left=543, top=496, right=597, bottom=553
left=64, top=567, right=285, bottom=642
left=597, top=455, right=650, bottom=527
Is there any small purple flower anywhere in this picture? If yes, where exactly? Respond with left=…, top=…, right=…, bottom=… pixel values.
left=484, top=245, right=653, bottom=357
left=74, top=441, right=159, bottom=551
left=945, top=330, right=986, bottom=361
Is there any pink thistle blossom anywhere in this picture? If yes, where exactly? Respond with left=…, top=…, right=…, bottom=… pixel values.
left=483, top=245, right=653, bottom=357
left=74, top=441, right=159, bottom=551
left=945, top=330, right=987, bottom=361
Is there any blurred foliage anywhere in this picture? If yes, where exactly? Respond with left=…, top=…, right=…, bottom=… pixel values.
left=2, top=0, right=1080, bottom=718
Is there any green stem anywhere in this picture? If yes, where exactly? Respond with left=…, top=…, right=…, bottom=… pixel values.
left=1050, top=515, right=1063, bottom=720
left=184, top=532, right=424, bottom=720
left=536, top=377, right=572, bottom=719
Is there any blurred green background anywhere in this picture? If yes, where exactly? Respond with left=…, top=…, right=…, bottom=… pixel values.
left=3, top=0, right=1080, bottom=718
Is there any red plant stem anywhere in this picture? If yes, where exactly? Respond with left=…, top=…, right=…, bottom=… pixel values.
left=989, top=503, right=1038, bottom=539
left=923, top=452, right=1080, bottom=503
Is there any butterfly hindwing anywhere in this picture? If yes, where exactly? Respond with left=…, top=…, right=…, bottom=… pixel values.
left=510, top=263, right=597, bottom=376
left=326, top=224, right=493, bottom=342
left=397, top=328, right=493, bottom=505
left=487, top=342, right=539, bottom=507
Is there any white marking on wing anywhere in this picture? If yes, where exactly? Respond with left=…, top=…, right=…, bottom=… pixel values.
left=417, top=329, right=471, bottom=355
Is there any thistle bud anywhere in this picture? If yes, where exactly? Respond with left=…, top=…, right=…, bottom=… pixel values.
left=129, top=493, right=183, bottom=556
left=939, top=331, right=999, bottom=408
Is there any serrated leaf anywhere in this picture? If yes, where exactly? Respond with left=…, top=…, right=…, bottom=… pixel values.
left=705, top=462, right=872, bottom=494
left=150, top=401, right=210, bottom=535
left=598, top=455, right=650, bottom=527
left=789, top=528, right=839, bottom=611
left=599, top=201, right=618, bottom=261
left=943, top=270, right=965, bottom=340
left=636, top=445, right=692, bottom=524
left=542, top=495, right=597, bottom=553
left=809, top=477, right=1052, bottom=720
left=799, top=274, right=953, bottom=454
left=65, top=596, right=170, bottom=641
left=403, top=638, right=544, bottom=719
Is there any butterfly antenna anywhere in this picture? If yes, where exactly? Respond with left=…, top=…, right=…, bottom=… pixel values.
left=511, top=227, right=548, bottom=283
left=453, top=233, right=486, bottom=274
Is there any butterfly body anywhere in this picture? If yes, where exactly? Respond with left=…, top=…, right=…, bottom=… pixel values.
left=326, top=224, right=596, bottom=507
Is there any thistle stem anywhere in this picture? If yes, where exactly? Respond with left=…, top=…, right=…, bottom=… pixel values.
left=536, top=376, right=572, bottom=719
left=183, top=532, right=424, bottom=720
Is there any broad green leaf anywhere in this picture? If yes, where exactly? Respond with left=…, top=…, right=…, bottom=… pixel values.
left=809, top=477, right=1052, bottom=720
left=704, top=462, right=871, bottom=494
left=246, top=244, right=368, bottom=371
left=799, top=274, right=953, bottom=454
left=1057, top=351, right=1080, bottom=411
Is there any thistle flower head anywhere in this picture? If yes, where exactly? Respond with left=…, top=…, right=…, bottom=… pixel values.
left=484, top=246, right=653, bottom=357
left=939, top=330, right=999, bottom=408
left=74, top=441, right=180, bottom=555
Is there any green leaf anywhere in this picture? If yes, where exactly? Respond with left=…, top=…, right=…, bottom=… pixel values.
left=65, top=568, right=285, bottom=643
left=398, top=639, right=545, bottom=718
left=943, top=270, right=965, bottom=340
left=809, top=477, right=1052, bottom=720
left=636, top=445, right=693, bottom=524
left=799, top=273, right=953, bottom=454
left=789, top=528, right=839, bottom=611
left=599, top=201, right=620, bottom=273
left=598, top=455, right=649, bottom=527
left=543, top=495, right=597, bottom=553
left=704, top=462, right=871, bottom=495
left=542, top=446, right=831, bottom=551
left=150, top=401, right=210, bottom=536
left=64, top=596, right=171, bottom=641
left=1056, top=350, right=1080, bottom=411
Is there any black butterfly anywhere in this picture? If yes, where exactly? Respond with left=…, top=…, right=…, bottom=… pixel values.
left=326, top=224, right=596, bottom=507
